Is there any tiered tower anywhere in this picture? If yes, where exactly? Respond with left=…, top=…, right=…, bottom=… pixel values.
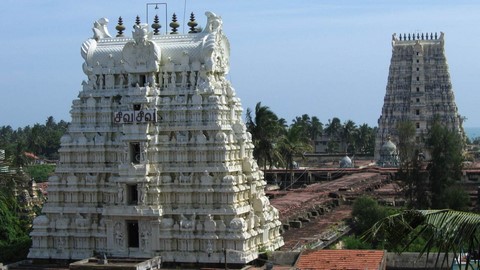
left=29, top=12, right=283, bottom=264
left=375, top=32, right=464, bottom=161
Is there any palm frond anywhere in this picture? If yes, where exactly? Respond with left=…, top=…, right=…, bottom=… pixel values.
left=363, top=209, right=480, bottom=268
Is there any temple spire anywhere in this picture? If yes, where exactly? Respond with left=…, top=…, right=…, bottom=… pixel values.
left=152, top=15, right=161, bottom=35
left=169, top=13, right=179, bottom=34
left=135, top=15, right=141, bottom=26
left=187, top=12, right=198, bottom=33
left=115, top=16, right=125, bottom=37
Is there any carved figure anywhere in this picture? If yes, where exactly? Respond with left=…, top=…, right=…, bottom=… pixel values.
left=189, top=71, right=197, bottom=89
left=117, top=184, right=124, bottom=203
left=114, top=222, right=124, bottom=247
left=92, top=18, right=112, bottom=40
left=181, top=70, right=188, bottom=88
left=200, top=170, right=213, bottom=184
left=122, top=24, right=161, bottom=73
left=204, top=12, right=222, bottom=33
left=180, top=213, right=196, bottom=230
left=139, top=184, right=149, bottom=204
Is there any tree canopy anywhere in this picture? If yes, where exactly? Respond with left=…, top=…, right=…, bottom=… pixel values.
left=0, top=116, right=68, bottom=166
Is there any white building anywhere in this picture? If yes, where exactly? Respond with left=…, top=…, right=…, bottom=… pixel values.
left=29, top=12, right=283, bottom=264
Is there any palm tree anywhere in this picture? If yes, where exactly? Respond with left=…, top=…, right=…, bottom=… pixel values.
left=246, top=102, right=284, bottom=170
left=342, top=120, right=357, bottom=153
left=309, top=116, right=323, bottom=142
left=325, top=117, right=342, bottom=153
left=355, top=123, right=374, bottom=155
left=325, top=117, right=342, bottom=137
left=277, top=125, right=312, bottom=188
left=365, top=209, right=480, bottom=269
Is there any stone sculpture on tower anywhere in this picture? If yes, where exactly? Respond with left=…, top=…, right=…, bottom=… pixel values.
left=29, top=11, right=283, bottom=264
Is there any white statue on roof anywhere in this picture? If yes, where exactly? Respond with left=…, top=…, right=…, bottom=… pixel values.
left=92, top=18, right=112, bottom=40
left=122, top=23, right=161, bottom=73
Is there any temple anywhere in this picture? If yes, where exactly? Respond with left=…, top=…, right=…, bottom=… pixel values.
left=375, top=32, right=464, bottom=162
left=28, top=12, right=283, bottom=264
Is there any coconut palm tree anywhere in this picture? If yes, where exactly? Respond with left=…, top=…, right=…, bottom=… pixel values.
left=342, top=120, right=357, bottom=153
left=246, top=102, right=284, bottom=170
left=277, top=125, right=312, bottom=188
left=365, top=209, right=480, bottom=269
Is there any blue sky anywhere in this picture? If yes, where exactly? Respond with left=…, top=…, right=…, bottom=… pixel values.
left=1, top=1, right=479, bottom=128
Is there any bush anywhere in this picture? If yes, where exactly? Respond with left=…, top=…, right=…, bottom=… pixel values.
left=0, top=237, right=31, bottom=263
left=351, top=196, right=389, bottom=234
left=25, top=164, right=56, bottom=182
left=341, top=235, right=372, bottom=249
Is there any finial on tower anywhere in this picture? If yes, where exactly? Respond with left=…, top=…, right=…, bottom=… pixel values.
left=170, top=13, right=179, bottom=34
left=116, top=16, right=125, bottom=37
left=188, top=12, right=198, bottom=33
left=152, top=15, right=161, bottom=35
left=135, top=15, right=141, bottom=26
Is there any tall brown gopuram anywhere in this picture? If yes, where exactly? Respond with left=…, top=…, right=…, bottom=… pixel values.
left=375, top=32, right=464, bottom=163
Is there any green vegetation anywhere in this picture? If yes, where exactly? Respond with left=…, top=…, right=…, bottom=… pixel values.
left=0, top=171, right=34, bottom=263
left=344, top=196, right=432, bottom=253
left=25, top=164, right=56, bottom=183
left=426, top=119, right=465, bottom=209
left=366, top=209, right=480, bottom=268
left=245, top=102, right=376, bottom=171
left=0, top=116, right=68, bottom=166
left=0, top=117, right=63, bottom=263
left=396, top=118, right=467, bottom=210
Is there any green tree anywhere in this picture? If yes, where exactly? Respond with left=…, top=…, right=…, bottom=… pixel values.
left=427, top=119, right=464, bottom=209
left=325, top=117, right=342, bottom=138
left=396, top=121, right=417, bottom=166
left=351, top=196, right=389, bottom=235
left=277, top=125, right=312, bottom=187
left=0, top=171, right=33, bottom=263
left=309, top=116, right=323, bottom=142
left=324, top=117, right=342, bottom=153
left=342, top=120, right=357, bottom=153
left=354, top=124, right=376, bottom=155
left=395, top=121, right=430, bottom=208
left=291, top=114, right=323, bottom=149
left=365, top=209, right=480, bottom=268
left=246, top=102, right=284, bottom=170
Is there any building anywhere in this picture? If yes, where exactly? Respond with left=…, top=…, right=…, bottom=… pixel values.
left=375, top=32, right=464, bottom=160
left=28, top=11, right=283, bottom=264
left=294, top=249, right=387, bottom=270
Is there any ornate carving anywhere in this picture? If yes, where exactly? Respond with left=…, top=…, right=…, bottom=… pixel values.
left=122, top=24, right=161, bottom=73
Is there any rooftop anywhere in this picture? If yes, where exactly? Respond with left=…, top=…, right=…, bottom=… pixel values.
left=294, top=249, right=386, bottom=270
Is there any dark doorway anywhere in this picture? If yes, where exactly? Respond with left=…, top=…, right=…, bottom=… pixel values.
left=127, top=221, right=139, bottom=248
left=127, top=184, right=138, bottom=205
left=130, top=142, right=141, bottom=164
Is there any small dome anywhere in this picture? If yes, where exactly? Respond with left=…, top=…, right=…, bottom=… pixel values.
left=60, top=133, right=73, bottom=144
left=33, top=215, right=49, bottom=226
left=339, top=155, right=353, bottom=168
left=381, top=139, right=397, bottom=154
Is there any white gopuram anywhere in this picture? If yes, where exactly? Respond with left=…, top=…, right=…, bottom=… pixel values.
left=29, top=12, right=283, bottom=264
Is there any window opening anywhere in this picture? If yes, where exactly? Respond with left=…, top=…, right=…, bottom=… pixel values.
left=127, top=221, right=139, bottom=248
left=130, top=142, right=141, bottom=163
left=127, top=184, right=138, bottom=205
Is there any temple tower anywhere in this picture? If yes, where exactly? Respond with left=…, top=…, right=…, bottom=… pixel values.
left=375, top=32, right=464, bottom=161
left=29, top=12, right=283, bottom=264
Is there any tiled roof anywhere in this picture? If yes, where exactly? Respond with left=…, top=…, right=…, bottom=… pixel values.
left=295, top=249, right=386, bottom=270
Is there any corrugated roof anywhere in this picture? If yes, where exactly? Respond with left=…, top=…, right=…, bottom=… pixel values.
left=295, top=249, right=386, bottom=270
